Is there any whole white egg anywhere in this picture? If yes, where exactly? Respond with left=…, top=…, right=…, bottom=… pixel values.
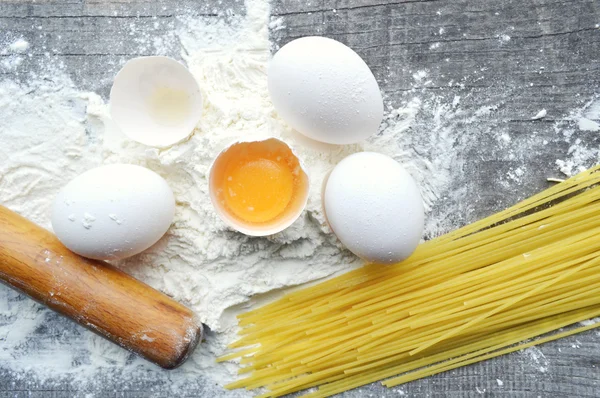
left=268, top=36, right=384, bottom=145
left=323, top=152, right=424, bottom=264
left=51, top=164, right=175, bottom=260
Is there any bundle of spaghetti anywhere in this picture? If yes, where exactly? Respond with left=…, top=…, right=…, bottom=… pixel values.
left=220, top=165, right=600, bottom=398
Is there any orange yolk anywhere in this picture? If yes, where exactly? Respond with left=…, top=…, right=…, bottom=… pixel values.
left=224, top=158, right=294, bottom=223
left=213, top=139, right=307, bottom=226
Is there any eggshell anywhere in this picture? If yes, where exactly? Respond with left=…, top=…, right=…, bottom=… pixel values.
left=208, top=138, right=310, bottom=236
left=110, top=56, right=203, bottom=148
left=323, top=152, right=424, bottom=264
left=51, top=164, right=176, bottom=260
left=268, top=36, right=383, bottom=145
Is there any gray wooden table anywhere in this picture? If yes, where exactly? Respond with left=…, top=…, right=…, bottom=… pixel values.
left=1, top=0, right=600, bottom=397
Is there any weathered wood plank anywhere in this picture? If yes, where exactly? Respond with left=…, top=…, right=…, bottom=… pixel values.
left=1, top=0, right=599, bottom=397
left=269, top=0, right=600, bottom=396
left=0, top=0, right=244, bottom=17
left=0, top=0, right=245, bottom=96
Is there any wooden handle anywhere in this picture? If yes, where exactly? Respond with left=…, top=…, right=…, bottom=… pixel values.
left=0, top=205, right=202, bottom=369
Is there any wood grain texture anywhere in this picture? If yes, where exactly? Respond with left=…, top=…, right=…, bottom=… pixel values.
left=0, top=0, right=245, bottom=97
left=269, top=1, right=600, bottom=397
left=0, top=206, right=202, bottom=370
left=0, top=0, right=599, bottom=397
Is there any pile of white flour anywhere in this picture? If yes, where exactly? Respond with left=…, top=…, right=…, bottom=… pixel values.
left=1, top=0, right=599, bottom=395
left=0, top=0, right=448, bottom=393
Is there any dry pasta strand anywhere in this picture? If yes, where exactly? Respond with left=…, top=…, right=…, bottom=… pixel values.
left=219, top=166, right=600, bottom=398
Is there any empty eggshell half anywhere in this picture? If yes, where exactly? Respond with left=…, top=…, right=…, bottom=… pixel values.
left=110, top=56, right=203, bottom=148
left=208, top=138, right=310, bottom=236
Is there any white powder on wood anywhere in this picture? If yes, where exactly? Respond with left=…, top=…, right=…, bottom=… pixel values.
left=9, top=38, right=30, bottom=53
left=554, top=97, right=600, bottom=176
left=531, top=109, right=547, bottom=120
left=521, top=346, right=549, bottom=373
left=1, top=0, right=597, bottom=394
left=0, top=0, right=450, bottom=392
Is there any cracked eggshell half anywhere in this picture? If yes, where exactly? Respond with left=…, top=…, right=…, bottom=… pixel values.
left=51, top=164, right=176, bottom=260
left=268, top=36, right=384, bottom=145
left=110, top=56, right=203, bottom=148
left=323, top=152, right=424, bottom=264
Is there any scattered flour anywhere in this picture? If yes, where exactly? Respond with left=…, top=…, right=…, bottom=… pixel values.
left=452, top=95, right=461, bottom=108
left=0, top=0, right=599, bottom=395
left=531, top=109, right=547, bottom=120
left=574, top=98, right=600, bottom=132
left=498, top=34, right=511, bottom=43
left=412, top=69, right=428, bottom=82
left=522, top=346, right=549, bottom=373
left=499, top=132, right=511, bottom=144
left=474, top=104, right=497, bottom=116
left=579, top=317, right=600, bottom=327
left=1, top=38, right=31, bottom=71
left=554, top=97, right=600, bottom=176
left=507, top=166, right=525, bottom=182
left=0, top=0, right=452, bottom=394
left=268, top=16, right=285, bottom=31
left=9, top=38, right=30, bottom=53
left=578, top=117, right=600, bottom=132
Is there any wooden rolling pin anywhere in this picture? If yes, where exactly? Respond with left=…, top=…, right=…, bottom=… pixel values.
left=0, top=205, right=202, bottom=369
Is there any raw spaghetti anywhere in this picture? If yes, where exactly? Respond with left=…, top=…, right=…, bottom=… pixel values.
left=220, top=165, right=600, bottom=397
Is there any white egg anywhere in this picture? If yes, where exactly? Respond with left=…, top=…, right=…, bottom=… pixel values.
left=51, top=164, right=175, bottom=260
left=110, top=56, right=203, bottom=148
left=323, top=152, right=424, bottom=264
left=268, top=36, right=384, bottom=145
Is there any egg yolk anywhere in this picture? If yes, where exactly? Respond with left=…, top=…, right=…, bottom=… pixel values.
left=213, top=140, right=307, bottom=226
left=224, top=158, right=294, bottom=223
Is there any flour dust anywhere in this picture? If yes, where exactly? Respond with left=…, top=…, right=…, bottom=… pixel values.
left=1, top=0, right=599, bottom=396
left=0, top=0, right=442, bottom=394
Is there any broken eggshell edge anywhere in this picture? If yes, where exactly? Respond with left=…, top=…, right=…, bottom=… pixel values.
left=109, top=56, right=203, bottom=148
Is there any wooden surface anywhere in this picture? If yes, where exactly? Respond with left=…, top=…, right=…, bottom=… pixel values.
left=0, top=206, right=202, bottom=369
left=1, top=0, right=600, bottom=397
